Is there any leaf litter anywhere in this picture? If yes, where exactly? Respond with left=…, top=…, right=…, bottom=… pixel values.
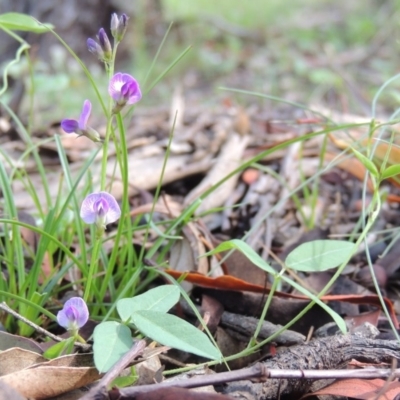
left=4, top=94, right=400, bottom=398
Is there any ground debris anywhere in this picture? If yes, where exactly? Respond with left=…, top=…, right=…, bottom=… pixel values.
left=222, top=324, right=399, bottom=399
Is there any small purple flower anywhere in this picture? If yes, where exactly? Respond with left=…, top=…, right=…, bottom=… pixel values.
left=57, top=297, right=89, bottom=332
left=80, top=191, right=121, bottom=227
left=109, top=73, right=142, bottom=112
left=61, top=100, right=101, bottom=143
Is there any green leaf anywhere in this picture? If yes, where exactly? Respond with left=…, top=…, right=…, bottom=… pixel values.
left=381, top=164, right=400, bottom=181
left=206, top=239, right=347, bottom=333
left=351, top=148, right=379, bottom=177
left=285, top=240, right=354, bottom=272
left=117, top=285, right=180, bottom=322
left=132, top=310, right=221, bottom=360
left=0, top=13, right=53, bottom=33
left=281, top=274, right=347, bottom=333
left=93, top=322, right=133, bottom=373
left=112, top=375, right=137, bottom=388
left=205, top=239, right=276, bottom=275
left=43, top=337, right=75, bottom=359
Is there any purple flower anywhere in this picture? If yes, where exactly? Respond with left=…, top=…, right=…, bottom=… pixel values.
left=61, top=100, right=101, bottom=142
left=57, top=297, right=89, bottom=332
left=109, top=73, right=142, bottom=112
left=80, top=191, right=121, bottom=227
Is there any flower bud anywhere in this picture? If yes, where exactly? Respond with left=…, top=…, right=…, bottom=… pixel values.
left=87, top=38, right=104, bottom=60
left=97, top=28, right=112, bottom=62
left=110, top=13, right=119, bottom=37
left=110, top=13, right=128, bottom=42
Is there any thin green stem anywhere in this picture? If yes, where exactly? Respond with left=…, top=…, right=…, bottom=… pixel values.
left=251, top=272, right=281, bottom=345
left=83, top=237, right=103, bottom=303
left=100, top=44, right=119, bottom=191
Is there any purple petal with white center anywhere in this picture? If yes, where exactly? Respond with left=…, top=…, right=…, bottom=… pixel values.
left=57, top=297, right=89, bottom=330
left=108, top=73, right=141, bottom=105
left=78, top=100, right=92, bottom=130
left=61, top=119, right=79, bottom=133
left=108, top=72, right=125, bottom=102
left=80, top=191, right=121, bottom=226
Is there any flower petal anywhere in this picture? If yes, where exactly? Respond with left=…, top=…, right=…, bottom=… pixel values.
left=108, top=72, right=124, bottom=102
left=98, top=191, right=121, bottom=224
left=57, top=308, right=71, bottom=329
left=94, top=197, right=110, bottom=218
left=79, top=100, right=92, bottom=130
left=61, top=119, right=79, bottom=133
left=124, top=80, right=142, bottom=105
left=80, top=192, right=101, bottom=224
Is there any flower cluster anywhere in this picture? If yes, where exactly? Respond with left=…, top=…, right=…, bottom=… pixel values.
left=60, top=13, right=140, bottom=230
left=61, top=13, right=142, bottom=142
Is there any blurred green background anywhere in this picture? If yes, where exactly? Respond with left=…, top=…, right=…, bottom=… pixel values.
left=2, top=0, right=400, bottom=126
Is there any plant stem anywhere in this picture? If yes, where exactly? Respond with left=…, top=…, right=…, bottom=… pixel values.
left=83, top=236, right=103, bottom=303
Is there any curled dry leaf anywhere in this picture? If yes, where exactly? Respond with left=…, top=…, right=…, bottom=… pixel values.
left=0, top=331, right=43, bottom=354
left=0, top=352, right=100, bottom=399
left=0, top=365, right=101, bottom=399
left=0, top=348, right=46, bottom=376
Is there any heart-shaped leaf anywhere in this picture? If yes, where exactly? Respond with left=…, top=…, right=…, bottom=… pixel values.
left=93, top=322, right=132, bottom=372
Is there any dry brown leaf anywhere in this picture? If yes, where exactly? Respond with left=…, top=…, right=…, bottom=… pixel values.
left=0, top=366, right=101, bottom=399
left=305, top=378, right=400, bottom=400
left=0, top=352, right=100, bottom=399
left=0, top=348, right=46, bottom=376
left=0, top=331, right=43, bottom=354
left=0, top=381, right=27, bottom=400
left=184, top=132, right=249, bottom=215
left=131, top=201, right=209, bottom=275
left=136, top=354, right=163, bottom=385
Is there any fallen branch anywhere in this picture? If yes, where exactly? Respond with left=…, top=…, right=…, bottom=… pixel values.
left=113, top=325, right=400, bottom=399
